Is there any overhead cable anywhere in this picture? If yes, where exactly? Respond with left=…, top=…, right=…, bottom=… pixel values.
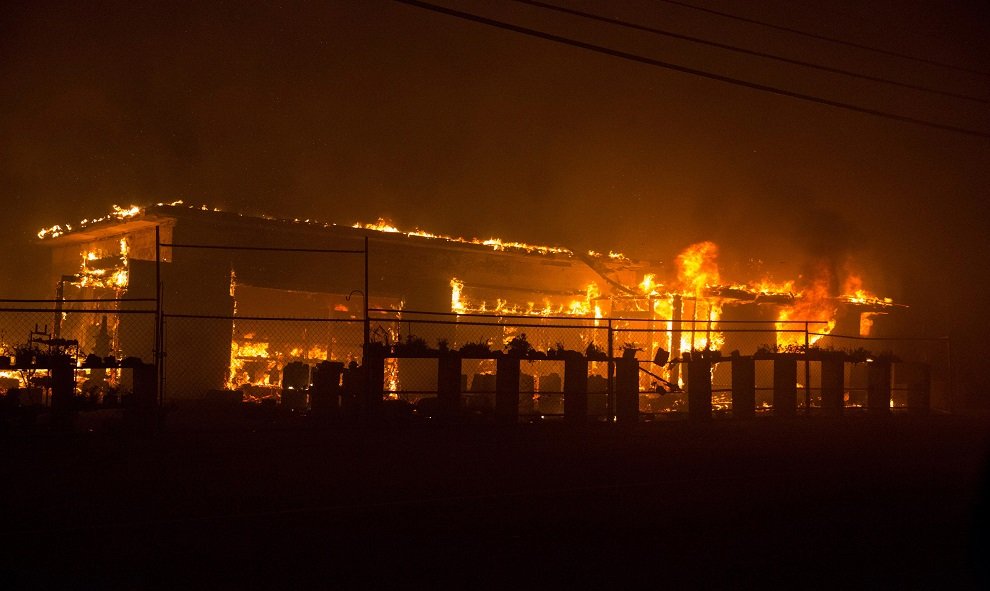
left=654, top=0, right=990, bottom=78
left=392, top=0, right=990, bottom=139
left=511, top=0, right=987, bottom=104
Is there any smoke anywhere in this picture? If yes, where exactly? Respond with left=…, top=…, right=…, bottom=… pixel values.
left=787, top=204, right=868, bottom=295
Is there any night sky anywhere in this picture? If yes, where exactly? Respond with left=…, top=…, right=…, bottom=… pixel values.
left=1, top=1, right=988, bottom=398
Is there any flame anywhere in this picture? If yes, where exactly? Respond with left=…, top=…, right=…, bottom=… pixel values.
left=73, top=238, right=130, bottom=290
left=229, top=340, right=275, bottom=389
left=750, top=278, right=795, bottom=295
left=639, top=273, right=659, bottom=295
left=676, top=241, right=720, bottom=294
left=450, top=278, right=466, bottom=314
left=354, top=218, right=571, bottom=256
left=356, top=218, right=401, bottom=233
left=673, top=242, right=723, bottom=351
left=38, top=203, right=145, bottom=239
left=450, top=279, right=601, bottom=317
left=776, top=266, right=836, bottom=347
left=288, top=345, right=329, bottom=361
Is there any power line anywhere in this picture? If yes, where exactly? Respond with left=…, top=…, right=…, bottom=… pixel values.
left=510, top=0, right=987, bottom=104
left=391, top=0, right=990, bottom=139
left=654, top=0, right=990, bottom=78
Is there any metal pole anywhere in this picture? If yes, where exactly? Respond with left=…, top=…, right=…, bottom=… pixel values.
left=363, top=236, right=371, bottom=418
left=804, top=320, right=811, bottom=414
left=946, top=337, right=953, bottom=413
left=155, top=226, right=163, bottom=409
left=53, top=277, right=65, bottom=339
left=607, top=318, right=614, bottom=422
left=363, top=236, right=370, bottom=356
left=671, top=294, right=682, bottom=386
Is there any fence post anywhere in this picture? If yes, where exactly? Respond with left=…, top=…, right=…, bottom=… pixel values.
left=155, top=225, right=164, bottom=411
left=820, top=356, right=844, bottom=417
left=607, top=319, right=614, bottom=423
left=804, top=321, right=811, bottom=414
left=731, top=355, right=755, bottom=419
left=437, top=354, right=462, bottom=420
left=362, top=236, right=371, bottom=418
left=495, top=356, right=520, bottom=424
left=687, top=357, right=712, bottom=421
left=563, top=355, right=588, bottom=423
left=867, top=360, right=892, bottom=414
left=614, top=357, right=639, bottom=424
left=773, top=356, right=798, bottom=417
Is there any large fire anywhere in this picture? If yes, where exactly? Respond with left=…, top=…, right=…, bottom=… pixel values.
left=448, top=239, right=893, bottom=355
left=75, top=237, right=130, bottom=290
left=38, top=203, right=898, bottom=403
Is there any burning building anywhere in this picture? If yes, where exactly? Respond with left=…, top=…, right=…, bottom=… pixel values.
left=35, top=202, right=910, bottom=409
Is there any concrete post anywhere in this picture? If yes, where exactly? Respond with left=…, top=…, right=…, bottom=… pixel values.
left=614, top=358, right=639, bottom=423
left=820, top=357, right=845, bottom=417
left=867, top=361, right=892, bottom=414
left=731, top=356, right=755, bottom=419
left=773, top=357, right=798, bottom=417
left=495, top=357, right=520, bottom=424
left=563, top=356, right=588, bottom=423
left=437, top=355, right=462, bottom=420
left=687, top=359, right=712, bottom=421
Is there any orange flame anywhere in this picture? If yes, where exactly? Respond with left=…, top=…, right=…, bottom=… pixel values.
left=676, top=241, right=720, bottom=294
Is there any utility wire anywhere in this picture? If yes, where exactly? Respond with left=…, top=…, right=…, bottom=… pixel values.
left=511, top=0, right=987, bottom=104
left=654, top=0, right=990, bottom=78
left=392, top=0, right=990, bottom=139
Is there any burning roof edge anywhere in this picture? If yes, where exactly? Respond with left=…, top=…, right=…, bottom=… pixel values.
left=35, top=201, right=650, bottom=268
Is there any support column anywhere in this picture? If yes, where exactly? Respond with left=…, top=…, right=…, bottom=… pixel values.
left=614, top=358, right=639, bottom=423
left=820, top=357, right=845, bottom=417
left=437, top=355, right=462, bottom=420
left=773, top=357, right=797, bottom=417
left=563, top=356, right=588, bottom=423
left=495, top=357, right=520, bottom=424
left=687, top=358, right=712, bottom=421
left=731, top=356, right=755, bottom=419
left=867, top=361, right=892, bottom=414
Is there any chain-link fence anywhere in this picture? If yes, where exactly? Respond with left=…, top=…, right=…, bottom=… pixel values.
left=610, top=319, right=951, bottom=416
left=818, top=333, right=951, bottom=412
left=161, top=314, right=364, bottom=404
left=150, top=304, right=953, bottom=420
left=0, top=299, right=156, bottom=407
left=135, top=234, right=952, bottom=420
left=369, top=311, right=611, bottom=418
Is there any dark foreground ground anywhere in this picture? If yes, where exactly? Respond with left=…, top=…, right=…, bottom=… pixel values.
left=3, top=414, right=990, bottom=589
